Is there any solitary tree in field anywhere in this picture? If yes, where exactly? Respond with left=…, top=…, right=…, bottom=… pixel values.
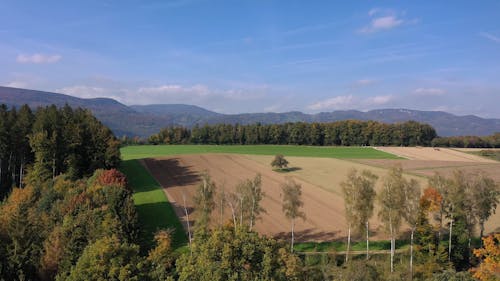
left=193, top=172, right=216, bottom=231
left=341, top=169, right=378, bottom=262
left=402, top=178, right=421, bottom=280
left=281, top=177, right=306, bottom=252
left=271, top=154, right=289, bottom=170
left=378, top=166, right=406, bottom=273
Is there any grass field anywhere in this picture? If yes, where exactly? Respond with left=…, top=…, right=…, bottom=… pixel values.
left=121, top=145, right=399, bottom=160
left=120, top=159, right=187, bottom=250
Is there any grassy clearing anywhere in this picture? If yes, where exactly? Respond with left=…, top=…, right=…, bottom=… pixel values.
left=467, top=149, right=500, bottom=162
left=121, top=145, right=399, bottom=160
left=294, top=240, right=409, bottom=253
left=120, top=159, right=187, bottom=251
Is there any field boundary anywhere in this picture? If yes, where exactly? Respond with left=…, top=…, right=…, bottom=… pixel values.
left=120, top=159, right=187, bottom=250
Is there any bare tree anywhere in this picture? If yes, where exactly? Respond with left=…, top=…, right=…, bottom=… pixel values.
left=378, top=166, right=406, bottom=273
left=281, top=177, right=306, bottom=252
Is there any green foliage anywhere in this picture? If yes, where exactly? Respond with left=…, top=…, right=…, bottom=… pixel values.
left=234, top=174, right=265, bottom=230
left=175, top=227, right=303, bottom=281
left=428, top=269, right=476, bottom=281
left=341, top=169, right=378, bottom=235
left=149, top=120, right=437, bottom=146
left=59, top=236, right=149, bottom=281
left=0, top=168, right=140, bottom=281
left=0, top=104, right=120, bottom=200
left=432, top=133, right=500, bottom=148
left=193, top=172, right=217, bottom=231
left=271, top=154, right=289, bottom=170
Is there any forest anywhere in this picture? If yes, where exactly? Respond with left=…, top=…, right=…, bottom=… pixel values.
left=431, top=133, right=500, bottom=148
left=0, top=104, right=121, bottom=199
left=145, top=120, right=438, bottom=147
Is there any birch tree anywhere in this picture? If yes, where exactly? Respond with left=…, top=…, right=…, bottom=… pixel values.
left=193, top=172, right=216, bottom=231
left=281, top=177, right=305, bottom=252
left=471, top=173, right=499, bottom=243
left=236, top=174, right=265, bottom=230
left=341, top=169, right=378, bottom=262
left=402, top=178, right=421, bottom=280
left=378, top=166, right=406, bottom=273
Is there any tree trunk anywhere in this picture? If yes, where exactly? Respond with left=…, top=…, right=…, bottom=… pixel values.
left=448, top=217, right=453, bottom=262
left=250, top=196, right=255, bottom=231
left=19, top=161, right=23, bottom=188
left=239, top=196, right=244, bottom=228
left=291, top=218, right=295, bottom=252
left=366, top=221, right=370, bottom=260
left=480, top=222, right=484, bottom=247
left=182, top=193, right=192, bottom=247
left=228, top=201, right=237, bottom=231
left=346, top=226, right=351, bottom=263
left=390, top=221, right=394, bottom=273
left=410, top=228, right=414, bottom=281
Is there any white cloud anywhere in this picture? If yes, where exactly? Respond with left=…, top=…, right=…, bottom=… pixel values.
left=480, top=32, right=500, bottom=43
left=16, top=53, right=62, bottom=64
left=57, top=85, right=124, bottom=101
left=367, top=95, right=392, bottom=105
left=359, top=9, right=416, bottom=33
left=307, top=94, right=393, bottom=111
left=138, top=84, right=210, bottom=98
left=307, top=95, right=355, bottom=110
left=414, top=88, right=446, bottom=96
left=4, top=81, right=28, bottom=88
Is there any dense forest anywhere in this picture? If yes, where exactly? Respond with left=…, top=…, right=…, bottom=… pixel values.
left=0, top=104, right=121, bottom=199
left=145, top=120, right=437, bottom=146
left=431, top=133, right=500, bottom=148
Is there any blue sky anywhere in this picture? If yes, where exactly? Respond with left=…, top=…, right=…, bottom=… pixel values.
left=1, top=1, right=500, bottom=117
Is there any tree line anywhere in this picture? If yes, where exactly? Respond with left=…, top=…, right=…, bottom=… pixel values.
left=341, top=167, right=499, bottom=280
left=431, top=133, right=500, bottom=148
left=146, top=120, right=437, bottom=146
left=0, top=104, right=121, bottom=199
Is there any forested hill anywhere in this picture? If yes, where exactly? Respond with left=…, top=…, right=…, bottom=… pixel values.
left=2, top=86, right=500, bottom=137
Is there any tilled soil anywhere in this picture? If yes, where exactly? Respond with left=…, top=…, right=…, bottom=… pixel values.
left=142, top=154, right=386, bottom=241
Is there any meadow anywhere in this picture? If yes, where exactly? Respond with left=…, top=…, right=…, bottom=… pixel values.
left=121, top=144, right=399, bottom=160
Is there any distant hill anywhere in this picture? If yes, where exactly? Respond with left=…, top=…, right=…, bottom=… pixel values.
left=1, top=86, right=499, bottom=137
left=0, top=86, right=173, bottom=137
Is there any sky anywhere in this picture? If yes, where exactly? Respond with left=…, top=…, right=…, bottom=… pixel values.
left=1, top=0, right=500, bottom=117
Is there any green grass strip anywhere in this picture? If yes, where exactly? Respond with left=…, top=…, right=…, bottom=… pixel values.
left=120, top=159, right=187, bottom=251
left=121, top=145, right=399, bottom=160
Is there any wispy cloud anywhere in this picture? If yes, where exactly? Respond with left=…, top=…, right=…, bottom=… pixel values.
left=16, top=53, right=62, bottom=64
left=354, top=79, right=377, bottom=86
left=359, top=9, right=416, bottom=33
left=480, top=32, right=500, bottom=43
left=414, top=88, right=446, bottom=96
left=307, top=94, right=393, bottom=111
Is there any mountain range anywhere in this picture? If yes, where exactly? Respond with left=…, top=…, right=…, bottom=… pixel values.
left=1, top=86, right=499, bottom=138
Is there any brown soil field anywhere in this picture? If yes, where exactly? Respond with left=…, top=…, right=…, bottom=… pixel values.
left=142, top=154, right=434, bottom=242
left=375, top=147, right=497, bottom=163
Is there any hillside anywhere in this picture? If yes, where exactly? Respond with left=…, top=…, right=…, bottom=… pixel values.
left=1, top=86, right=499, bottom=137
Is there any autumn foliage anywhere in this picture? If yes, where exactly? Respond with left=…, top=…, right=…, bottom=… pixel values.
left=472, top=234, right=500, bottom=281
left=96, top=168, right=128, bottom=189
